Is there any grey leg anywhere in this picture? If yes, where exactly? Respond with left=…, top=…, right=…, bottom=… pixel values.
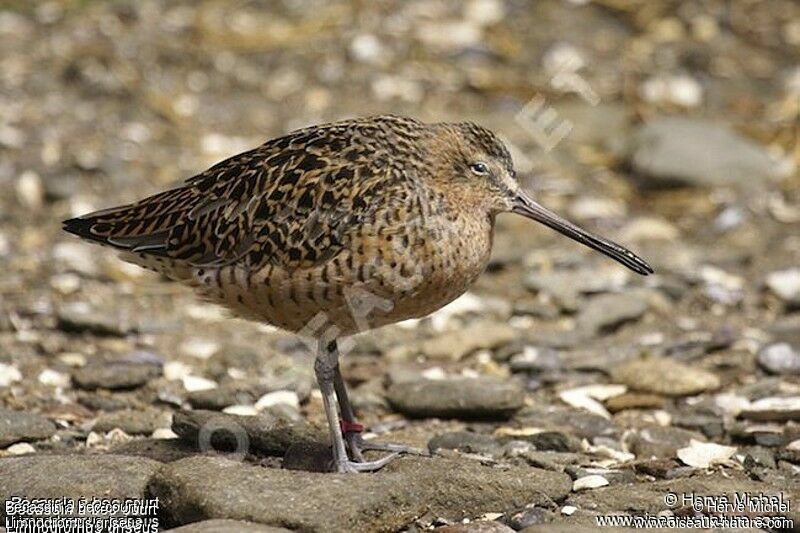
left=330, top=345, right=428, bottom=461
left=315, top=339, right=397, bottom=473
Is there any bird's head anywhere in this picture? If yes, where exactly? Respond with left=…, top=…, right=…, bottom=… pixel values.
left=427, top=120, right=653, bottom=276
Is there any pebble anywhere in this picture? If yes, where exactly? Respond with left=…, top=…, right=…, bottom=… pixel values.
left=572, top=474, right=610, bottom=491
left=0, top=363, right=22, bottom=387
left=0, top=408, right=56, bottom=447
left=611, top=357, right=720, bottom=396
left=57, top=303, right=132, bottom=336
left=428, top=431, right=501, bottom=456
left=37, top=368, right=71, bottom=388
left=629, top=117, right=792, bottom=188
left=676, top=439, right=737, bottom=468
left=182, top=375, right=218, bottom=392
left=72, top=363, right=160, bottom=390
left=52, top=242, right=99, bottom=276
left=766, top=269, right=800, bottom=306
left=93, top=409, right=171, bottom=435
left=15, top=170, right=44, bottom=209
left=576, top=293, right=648, bottom=336
left=167, top=520, right=292, bottom=533
left=386, top=377, right=524, bottom=419
left=508, top=346, right=562, bottom=372
left=739, top=397, right=800, bottom=422
left=179, top=338, right=220, bottom=360
left=758, top=343, right=800, bottom=375
left=627, top=426, right=707, bottom=459
left=640, top=74, right=703, bottom=107
left=4, top=442, right=36, bottom=455
left=254, top=391, right=300, bottom=412
left=389, top=321, right=516, bottom=361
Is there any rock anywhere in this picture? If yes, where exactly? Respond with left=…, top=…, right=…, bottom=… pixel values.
left=386, top=378, right=524, bottom=419
left=677, top=439, right=737, bottom=468
left=5, top=442, right=36, bottom=455
left=389, top=321, right=516, bottom=361
left=628, top=117, right=792, bottom=188
left=572, top=474, right=609, bottom=491
left=150, top=455, right=571, bottom=532
left=172, top=409, right=323, bottom=456
left=611, top=357, right=720, bottom=396
left=515, top=406, right=617, bottom=440
left=187, top=386, right=256, bottom=410
left=57, top=303, right=133, bottom=336
left=167, top=520, right=292, bottom=533
left=0, top=363, right=22, bottom=387
left=437, top=522, right=516, bottom=533
left=0, top=409, right=56, bottom=447
left=575, top=293, right=648, bottom=336
left=605, top=392, right=665, bottom=413
left=109, top=438, right=199, bottom=463
left=504, top=506, right=554, bottom=529
left=766, top=268, right=800, bottom=306
left=428, top=431, right=502, bottom=455
left=626, top=426, right=706, bottom=459
left=72, top=362, right=161, bottom=390
left=758, top=343, right=800, bottom=375
left=508, top=347, right=562, bottom=373
left=93, top=409, right=171, bottom=435
left=0, top=455, right=159, bottom=501
left=739, top=397, right=800, bottom=422
left=517, top=431, right=582, bottom=453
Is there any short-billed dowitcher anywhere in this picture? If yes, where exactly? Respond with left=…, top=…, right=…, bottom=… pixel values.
left=64, top=115, right=652, bottom=473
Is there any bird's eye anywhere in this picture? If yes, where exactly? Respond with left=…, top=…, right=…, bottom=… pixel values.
left=469, top=162, right=490, bottom=175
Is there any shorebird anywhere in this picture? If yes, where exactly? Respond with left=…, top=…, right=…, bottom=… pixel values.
left=63, top=115, right=653, bottom=473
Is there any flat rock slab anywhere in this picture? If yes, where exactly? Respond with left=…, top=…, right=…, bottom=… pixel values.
left=0, top=454, right=160, bottom=512
left=172, top=409, right=324, bottom=456
left=610, top=357, right=720, bottom=396
left=168, top=519, right=292, bottom=532
left=150, top=455, right=571, bottom=532
left=0, top=408, right=56, bottom=447
left=386, top=377, right=524, bottom=419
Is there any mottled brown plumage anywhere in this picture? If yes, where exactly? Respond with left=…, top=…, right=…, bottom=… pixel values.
left=64, top=114, right=652, bottom=472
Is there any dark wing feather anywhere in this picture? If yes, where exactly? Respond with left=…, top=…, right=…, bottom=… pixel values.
left=63, top=116, right=419, bottom=271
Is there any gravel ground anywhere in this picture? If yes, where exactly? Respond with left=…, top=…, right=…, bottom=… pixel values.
left=0, top=0, right=799, bottom=531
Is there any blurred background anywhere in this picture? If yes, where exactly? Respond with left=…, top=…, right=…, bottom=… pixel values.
left=0, top=0, right=799, bottom=527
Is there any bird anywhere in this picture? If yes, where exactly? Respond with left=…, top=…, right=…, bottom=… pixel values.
left=63, top=114, right=653, bottom=473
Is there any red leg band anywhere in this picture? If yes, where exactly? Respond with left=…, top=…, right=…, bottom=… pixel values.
left=340, top=420, right=365, bottom=434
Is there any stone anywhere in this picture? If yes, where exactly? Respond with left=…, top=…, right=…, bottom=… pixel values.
left=739, top=397, right=800, bottom=422
left=187, top=386, right=256, bottom=410
left=56, top=303, right=133, bottom=336
left=389, top=321, right=516, bottom=361
left=514, top=406, right=617, bottom=440
left=172, top=409, right=324, bottom=456
left=572, top=474, right=609, bottom=491
left=676, top=439, right=737, bottom=468
left=575, top=293, right=648, bottom=336
left=766, top=268, right=800, bottom=306
left=437, top=522, right=516, bottom=533
left=428, top=431, right=502, bottom=455
left=0, top=455, right=159, bottom=501
left=626, top=426, right=706, bottom=459
left=150, top=455, right=572, bottom=532
left=386, top=378, right=524, bottom=419
left=109, top=438, right=199, bottom=463
left=611, top=357, right=720, bottom=396
left=605, top=392, right=665, bottom=413
left=72, top=363, right=161, bottom=390
left=93, top=409, right=171, bottom=435
left=167, top=520, right=292, bottom=533
left=505, top=506, right=554, bottom=529
left=0, top=409, right=56, bottom=447
left=628, top=117, right=792, bottom=188
left=758, top=343, right=800, bottom=375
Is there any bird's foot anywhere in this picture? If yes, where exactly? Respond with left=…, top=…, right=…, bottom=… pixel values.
left=334, top=452, right=399, bottom=473
left=340, top=420, right=428, bottom=464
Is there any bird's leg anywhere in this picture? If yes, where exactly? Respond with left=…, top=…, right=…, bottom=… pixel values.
left=315, top=339, right=397, bottom=473
left=331, top=347, right=428, bottom=460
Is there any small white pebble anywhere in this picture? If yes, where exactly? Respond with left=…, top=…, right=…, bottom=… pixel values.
left=164, top=361, right=192, bottom=381
left=179, top=338, right=219, bottom=360
left=255, top=390, right=300, bottom=411
left=85, top=431, right=104, bottom=448
left=58, top=352, right=87, bottom=367
left=573, top=474, right=610, bottom=491
left=223, top=404, right=259, bottom=416
left=5, top=442, right=36, bottom=455
left=38, top=368, right=71, bottom=388
left=561, top=505, right=577, bottom=516
left=16, top=170, right=44, bottom=209
left=181, top=375, right=217, bottom=392
left=0, top=363, right=23, bottom=387
left=151, top=428, right=178, bottom=440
